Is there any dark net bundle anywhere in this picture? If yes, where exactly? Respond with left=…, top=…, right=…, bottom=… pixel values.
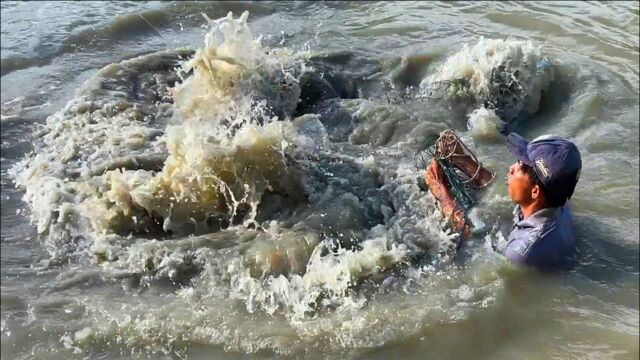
left=416, top=130, right=493, bottom=212
left=484, top=61, right=526, bottom=122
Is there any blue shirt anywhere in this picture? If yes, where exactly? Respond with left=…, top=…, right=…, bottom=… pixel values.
left=498, top=205, right=576, bottom=269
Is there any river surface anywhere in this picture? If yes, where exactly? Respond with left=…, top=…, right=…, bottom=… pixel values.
left=1, top=1, right=638, bottom=359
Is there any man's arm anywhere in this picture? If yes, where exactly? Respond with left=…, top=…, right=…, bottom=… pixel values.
left=501, top=239, right=531, bottom=265
left=500, top=226, right=544, bottom=266
left=424, top=159, right=471, bottom=240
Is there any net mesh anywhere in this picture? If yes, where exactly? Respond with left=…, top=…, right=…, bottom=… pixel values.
left=416, top=130, right=493, bottom=212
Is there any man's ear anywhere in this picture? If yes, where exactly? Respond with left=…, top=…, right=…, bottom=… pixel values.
left=531, top=184, right=541, bottom=200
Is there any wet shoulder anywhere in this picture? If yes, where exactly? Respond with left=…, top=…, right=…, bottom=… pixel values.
left=520, top=206, right=575, bottom=267
left=505, top=206, right=574, bottom=264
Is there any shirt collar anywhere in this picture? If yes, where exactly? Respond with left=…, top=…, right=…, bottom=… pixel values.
left=514, top=205, right=560, bottom=228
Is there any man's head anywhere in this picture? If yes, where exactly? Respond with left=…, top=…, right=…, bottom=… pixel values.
left=506, top=133, right=582, bottom=208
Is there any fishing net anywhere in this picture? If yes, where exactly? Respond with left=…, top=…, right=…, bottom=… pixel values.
left=381, top=78, right=472, bottom=105
left=416, top=129, right=494, bottom=212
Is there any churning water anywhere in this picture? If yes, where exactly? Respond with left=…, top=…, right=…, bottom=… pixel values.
left=1, top=2, right=638, bottom=359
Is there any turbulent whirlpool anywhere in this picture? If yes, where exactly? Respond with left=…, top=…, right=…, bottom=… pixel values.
left=1, top=2, right=638, bottom=359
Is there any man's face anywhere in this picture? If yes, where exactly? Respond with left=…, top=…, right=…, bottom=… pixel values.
left=507, top=160, right=535, bottom=205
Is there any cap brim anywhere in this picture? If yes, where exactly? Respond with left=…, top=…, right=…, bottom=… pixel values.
left=507, top=133, right=532, bottom=166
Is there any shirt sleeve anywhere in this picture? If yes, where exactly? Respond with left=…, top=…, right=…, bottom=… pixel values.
left=502, top=227, right=543, bottom=265
left=503, top=237, right=532, bottom=264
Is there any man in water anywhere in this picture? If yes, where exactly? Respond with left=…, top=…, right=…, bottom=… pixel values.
left=498, top=132, right=582, bottom=269
left=424, top=132, right=581, bottom=269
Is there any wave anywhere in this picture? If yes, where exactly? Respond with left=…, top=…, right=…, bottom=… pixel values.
left=10, top=12, right=512, bottom=356
left=1, top=9, right=172, bottom=77
left=1, top=1, right=276, bottom=77
left=418, top=38, right=555, bottom=139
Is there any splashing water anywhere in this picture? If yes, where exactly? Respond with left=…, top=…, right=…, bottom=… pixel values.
left=3, top=2, right=638, bottom=360
left=11, top=11, right=308, bottom=246
left=420, top=38, right=554, bottom=137
left=9, top=11, right=508, bottom=357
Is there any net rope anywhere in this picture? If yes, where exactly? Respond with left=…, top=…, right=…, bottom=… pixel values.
left=416, top=129, right=493, bottom=212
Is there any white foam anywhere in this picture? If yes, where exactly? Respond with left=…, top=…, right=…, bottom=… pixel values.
left=12, top=11, right=306, bottom=241
left=420, top=37, right=554, bottom=121
left=467, top=106, right=503, bottom=142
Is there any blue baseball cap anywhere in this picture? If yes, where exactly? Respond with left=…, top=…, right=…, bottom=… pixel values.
left=507, top=133, right=582, bottom=203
